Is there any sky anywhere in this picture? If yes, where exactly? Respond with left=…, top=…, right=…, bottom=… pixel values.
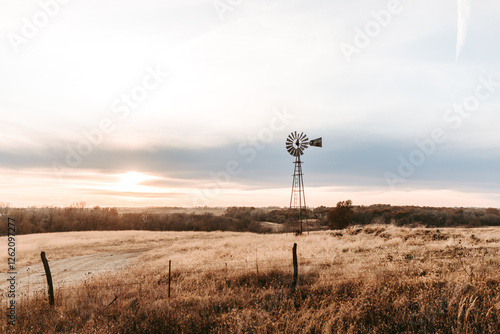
left=0, top=0, right=499, bottom=208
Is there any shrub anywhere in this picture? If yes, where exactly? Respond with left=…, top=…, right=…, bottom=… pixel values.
left=328, top=200, right=353, bottom=230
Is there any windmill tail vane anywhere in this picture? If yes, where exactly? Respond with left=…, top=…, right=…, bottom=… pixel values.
left=285, top=131, right=322, bottom=234
left=309, top=137, right=322, bottom=147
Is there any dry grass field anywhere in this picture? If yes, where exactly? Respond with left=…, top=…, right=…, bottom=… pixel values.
left=2, top=225, right=500, bottom=333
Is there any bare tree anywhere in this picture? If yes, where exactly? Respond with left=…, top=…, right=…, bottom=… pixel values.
left=29, top=206, right=42, bottom=230
left=43, top=206, right=57, bottom=231
left=0, top=202, right=10, bottom=216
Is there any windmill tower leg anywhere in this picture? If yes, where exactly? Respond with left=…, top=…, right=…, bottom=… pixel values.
left=290, top=155, right=306, bottom=234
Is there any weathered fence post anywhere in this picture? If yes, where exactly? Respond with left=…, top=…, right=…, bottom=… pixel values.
left=168, top=260, right=171, bottom=299
left=256, top=250, right=259, bottom=275
left=40, top=251, right=54, bottom=306
left=291, top=243, right=298, bottom=293
left=225, top=262, right=228, bottom=284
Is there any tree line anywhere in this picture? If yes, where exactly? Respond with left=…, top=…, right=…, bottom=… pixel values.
left=0, top=202, right=270, bottom=235
left=238, top=202, right=500, bottom=229
left=0, top=201, right=499, bottom=235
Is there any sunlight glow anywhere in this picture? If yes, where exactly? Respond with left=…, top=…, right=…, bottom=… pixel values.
left=117, top=171, right=149, bottom=192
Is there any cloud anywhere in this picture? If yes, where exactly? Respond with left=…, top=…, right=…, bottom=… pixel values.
left=456, top=0, right=472, bottom=62
left=2, top=133, right=498, bottom=191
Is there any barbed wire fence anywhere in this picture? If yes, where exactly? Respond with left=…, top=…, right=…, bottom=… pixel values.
left=3, top=244, right=497, bottom=309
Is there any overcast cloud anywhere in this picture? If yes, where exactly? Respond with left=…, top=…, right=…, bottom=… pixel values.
left=0, top=0, right=499, bottom=208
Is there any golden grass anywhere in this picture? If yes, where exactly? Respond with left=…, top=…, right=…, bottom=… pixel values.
left=2, top=225, right=500, bottom=333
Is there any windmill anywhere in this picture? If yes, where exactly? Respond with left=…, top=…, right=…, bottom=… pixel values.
left=286, top=131, right=322, bottom=234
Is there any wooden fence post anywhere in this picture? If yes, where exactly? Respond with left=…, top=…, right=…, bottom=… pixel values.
left=291, top=243, right=298, bottom=293
left=256, top=250, right=259, bottom=275
left=168, top=260, right=171, bottom=299
left=225, top=262, right=228, bottom=283
left=40, top=251, right=54, bottom=306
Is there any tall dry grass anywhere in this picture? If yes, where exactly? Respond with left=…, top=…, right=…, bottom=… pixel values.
left=2, top=225, right=500, bottom=333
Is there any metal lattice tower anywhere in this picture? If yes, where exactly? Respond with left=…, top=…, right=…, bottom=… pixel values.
left=286, top=132, right=322, bottom=234
left=290, top=154, right=306, bottom=232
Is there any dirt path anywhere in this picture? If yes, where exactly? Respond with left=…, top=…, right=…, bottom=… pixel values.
left=2, top=250, right=145, bottom=299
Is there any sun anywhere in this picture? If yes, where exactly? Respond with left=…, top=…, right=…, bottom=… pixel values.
left=118, top=171, right=148, bottom=192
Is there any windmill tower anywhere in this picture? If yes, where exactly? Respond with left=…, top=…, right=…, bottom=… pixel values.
left=286, top=132, right=322, bottom=234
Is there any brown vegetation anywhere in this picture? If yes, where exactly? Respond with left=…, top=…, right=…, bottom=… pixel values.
left=1, top=203, right=500, bottom=236
left=327, top=200, right=354, bottom=230
left=2, top=226, right=500, bottom=333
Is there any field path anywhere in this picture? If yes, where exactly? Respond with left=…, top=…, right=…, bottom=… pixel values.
left=2, top=249, right=146, bottom=299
